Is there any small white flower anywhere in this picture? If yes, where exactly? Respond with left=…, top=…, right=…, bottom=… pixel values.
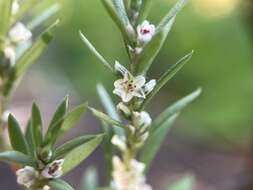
left=113, top=62, right=146, bottom=102
left=41, top=159, right=64, bottom=179
left=143, top=79, right=156, bottom=95
left=3, top=46, right=16, bottom=66
left=133, top=111, right=152, bottom=128
left=16, top=166, right=38, bottom=188
left=43, top=185, right=51, bottom=190
left=12, top=0, right=19, bottom=15
left=111, top=135, right=127, bottom=151
left=112, top=156, right=152, bottom=190
left=137, top=20, right=155, bottom=45
left=9, top=22, right=32, bottom=44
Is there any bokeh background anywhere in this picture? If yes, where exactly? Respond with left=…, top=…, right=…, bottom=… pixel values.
left=1, top=0, right=253, bottom=189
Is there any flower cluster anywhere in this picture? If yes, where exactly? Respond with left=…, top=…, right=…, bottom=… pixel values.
left=3, top=0, right=32, bottom=66
left=110, top=20, right=157, bottom=189
left=112, top=156, right=152, bottom=190
left=16, top=159, right=64, bottom=189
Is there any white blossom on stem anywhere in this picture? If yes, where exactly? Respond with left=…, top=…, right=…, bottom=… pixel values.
left=113, top=62, right=156, bottom=102
left=112, top=156, right=152, bottom=190
left=3, top=46, right=16, bottom=66
left=137, top=20, right=155, bottom=45
left=132, top=111, right=152, bottom=128
left=9, top=22, right=32, bottom=44
left=41, top=159, right=64, bottom=179
left=16, top=166, right=38, bottom=188
left=111, top=135, right=127, bottom=151
left=113, top=62, right=146, bottom=102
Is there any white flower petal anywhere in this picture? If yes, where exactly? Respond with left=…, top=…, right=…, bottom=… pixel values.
left=133, top=75, right=146, bottom=88
left=111, top=135, right=127, bottom=151
left=144, top=79, right=156, bottom=94
left=4, top=46, right=16, bottom=66
left=41, top=159, right=64, bottom=179
left=115, top=61, right=129, bottom=76
left=9, top=22, right=32, bottom=43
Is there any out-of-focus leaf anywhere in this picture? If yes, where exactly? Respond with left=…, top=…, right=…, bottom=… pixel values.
left=62, top=134, right=104, bottom=174
left=157, top=0, right=188, bottom=32
left=140, top=51, right=194, bottom=109
left=80, top=31, right=113, bottom=73
left=44, top=96, right=68, bottom=146
left=13, top=0, right=37, bottom=23
left=0, top=151, right=34, bottom=166
left=101, top=0, right=133, bottom=41
left=54, top=135, right=99, bottom=159
left=139, top=114, right=178, bottom=170
left=48, top=179, right=74, bottom=190
left=167, top=176, right=194, bottom=190
left=97, top=84, right=123, bottom=136
left=137, top=0, right=152, bottom=23
left=111, top=0, right=129, bottom=26
left=0, top=0, right=11, bottom=37
left=140, top=89, right=201, bottom=170
left=8, top=114, right=29, bottom=154
left=151, top=88, right=202, bottom=132
left=15, top=20, right=58, bottom=78
left=96, top=84, right=123, bottom=184
left=27, top=3, right=60, bottom=30
left=88, top=107, right=124, bottom=128
left=81, top=167, right=98, bottom=190
left=136, top=0, right=188, bottom=75
left=31, top=103, right=43, bottom=147
left=59, top=103, right=87, bottom=137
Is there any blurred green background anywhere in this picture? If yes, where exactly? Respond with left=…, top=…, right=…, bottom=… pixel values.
left=3, top=0, right=253, bottom=189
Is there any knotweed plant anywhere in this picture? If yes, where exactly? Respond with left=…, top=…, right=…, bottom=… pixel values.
left=0, top=0, right=61, bottom=149
left=80, top=0, right=201, bottom=190
left=0, top=0, right=202, bottom=190
left=0, top=1, right=104, bottom=190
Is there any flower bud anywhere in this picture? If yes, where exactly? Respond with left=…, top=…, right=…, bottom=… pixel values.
left=117, top=102, right=131, bottom=118
left=137, top=20, right=155, bottom=45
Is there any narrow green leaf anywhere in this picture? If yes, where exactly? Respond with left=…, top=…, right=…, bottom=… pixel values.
left=0, top=0, right=11, bottom=37
left=97, top=84, right=123, bottom=136
left=48, top=179, right=74, bottom=190
left=59, top=103, right=87, bottom=137
left=0, top=151, right=34, bottom=166
left=31, top=103, right=43, bottom=147
left=79, top=31, right=113, bottom=73
left=111, top=0, right=130, bottom=26
left=27, top=3, right=60, bottom=30
left=54, top=135, right=99, bottom=159
left=96, top=84, right=123, bottom=184
left=157, top=0, right=188, bottom=32
left=167, top=176, right=194, bottom=190
left=81, top=167, right=98, bottom=190
left=140, top=51, right=194, bottom=109
left=88, top=107, right=124, bottom=129
left=136, top=0, right=188, bottom=75
left=101, top=0, right=133, bottom=42
left=135, top=17, right=175, bottom=75
left=151, top=88, right=202, bottom=132
left=25, top=120, right=36, bottom=157
left=137, top=0, right=153, bottom=23
left=140, top=114, right=179, bottom=170
left=62, top=134, right=104, bottom=174
left=14, top=22, right=57, bottom=78
left=44, top=96, right=68, bottom=146
left=8, top=114, right=29, bottom=154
